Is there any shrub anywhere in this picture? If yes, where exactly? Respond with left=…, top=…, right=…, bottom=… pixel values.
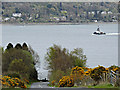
left=59, top=76, right=74, bottom=87
left=70, top=66, right=84, bottom=85
left=51, top=80, right=56, bottom=86
left=5, top=72, right=21, bottom=79
left=1, top=75, right=27, bottom=88
left=2, top=48, right=35, bottom=80
left=49, top=70, right=65, bottom=83
left=115, top=78, right=120, bottom=87
left=90, top=65, right=106, bottom=84
left=84, top=68, right=92, bottom=76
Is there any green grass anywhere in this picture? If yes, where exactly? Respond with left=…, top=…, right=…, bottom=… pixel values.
left=88, top=83, right=118, bottom=88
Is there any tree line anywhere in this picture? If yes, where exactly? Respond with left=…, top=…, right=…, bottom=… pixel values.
left=2, top=2, right=118, bottom=23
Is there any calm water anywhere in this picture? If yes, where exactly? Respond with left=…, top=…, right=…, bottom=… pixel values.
left=2, top=23, right=118, bottom=79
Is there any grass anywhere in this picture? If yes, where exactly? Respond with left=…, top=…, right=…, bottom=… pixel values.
left=88, top=83, right=119, bottom=88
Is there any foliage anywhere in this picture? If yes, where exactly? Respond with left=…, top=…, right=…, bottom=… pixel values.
left=88, top=83, right=115, bottom=88
left=90, top=65, right=106, bottom=83
left=108, top=65, right=119, bottom=71
left=45, top=44, right=73, bottom=73
left=71, top=48, right=87, bottom=67
left=51, top=80, right=56, bottom=86
left=0, top=75, right=27, bottom=88
left=70, top=66, right=84, bottom=85
left=115, top=78, right=120, bottom=87
left=4, top=72, right=21, bottom=79
left=2, top=48, right=33, bottom=73
left=2, top=2, right=118, bottom=23
left=6, top=43, right=13, bottom=50
left=8, top=59, right=29, bottom=74
left=59, top=76, right=74, bottom=87
left=15, top=43, right=22, bottom=49
left=2, top=43, right=39, bottom=81
left=52, top=65, right=120, bottom=87
left=45, top=44, right=87, bottom=82
left=29, top=67, right=38, bottom=81
left=49, top=70, right=65, bottom=83
left=22, top=42, right=28, bottom=51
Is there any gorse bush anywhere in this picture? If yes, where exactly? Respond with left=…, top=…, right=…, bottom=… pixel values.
left=58, top=65, right=120, bottom=87
left=0, top=75, right=27, bottom=88
left=70, top=66, right=84, bottom=85
left=59, top=76, right=74, bottom=87
left=90, top=65, right=106, bottom=83
left=5, top=72, right=21, bottom=79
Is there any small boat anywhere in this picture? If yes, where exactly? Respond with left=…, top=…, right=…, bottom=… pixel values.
left=93, top=27, right=106, bottom=35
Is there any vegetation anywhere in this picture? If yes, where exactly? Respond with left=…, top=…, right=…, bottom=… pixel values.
left=47, top=65, right=120, bottom=88
left=59, top=76, right=74, bottom=87
left=88, top=83, right=115, bottom=88
left=2, top=43, right=39, bottom=88
left=1, top=75, right=27, bottom=88
left=1, top=43, right=120, bottom=88
left=2, top=2, right=118, bottom=24
left=45, top=44, right=87, bottom=83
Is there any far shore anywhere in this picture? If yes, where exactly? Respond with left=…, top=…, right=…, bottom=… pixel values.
left=1, top=22, right=118, bottom=26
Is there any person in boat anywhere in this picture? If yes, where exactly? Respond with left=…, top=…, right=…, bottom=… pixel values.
left=94, top=26, right=105, bottom=35
left=97, top=26, right=100, bottom=31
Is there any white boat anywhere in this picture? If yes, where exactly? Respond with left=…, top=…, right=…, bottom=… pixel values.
left=93, top=27, right=106, bottom=35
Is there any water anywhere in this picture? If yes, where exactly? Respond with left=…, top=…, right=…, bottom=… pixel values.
left=2, top=23, right=118, bottom=79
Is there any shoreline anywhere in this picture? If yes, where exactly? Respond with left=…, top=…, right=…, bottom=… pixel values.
left=1, top=22, right=118, bottom=26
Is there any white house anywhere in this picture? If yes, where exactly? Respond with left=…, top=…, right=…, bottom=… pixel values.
left=29, top=17, right=32, bottom=20
left=101, top=11, right=107, bottom=15
left=108, top=11, right=113, bottom=14
left=88, top=11, right=95, bottom=15
left=91, top=11, right=95, bottom=15
left=12, top=13, right=22, bottom=17
left=4, top=17, right=10, bottom=21
left=60, top=16, right=66, bottom=21
left=94, top=20, right=98, bottom=23
left=50, top=17, right=60, bottom=21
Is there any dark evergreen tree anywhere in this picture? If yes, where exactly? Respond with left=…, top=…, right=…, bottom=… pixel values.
left=22, top=42, right=28, bottom=51
left=15, top=43, right=22, bottom=49
left=6, top=43, right=13, bottom=50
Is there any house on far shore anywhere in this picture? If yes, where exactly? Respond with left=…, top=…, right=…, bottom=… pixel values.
left=4, top=17, right=10, bottom=21
left=12, top=13, right=22, bottom=17
left=94, top=20, right=98, bottom=23
left=60, top=16, right=67, bottom=21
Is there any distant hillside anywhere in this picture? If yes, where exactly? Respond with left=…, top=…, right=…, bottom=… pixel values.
left=2, top=2, right=118, bottom=24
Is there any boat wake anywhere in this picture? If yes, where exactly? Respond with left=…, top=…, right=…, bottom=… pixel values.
left=92, top=33, right=120, bottom=36
left=106, top=33, right=120, bottom=36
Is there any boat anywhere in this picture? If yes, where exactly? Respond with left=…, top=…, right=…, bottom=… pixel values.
left=93, top=27, right=106, bottom=35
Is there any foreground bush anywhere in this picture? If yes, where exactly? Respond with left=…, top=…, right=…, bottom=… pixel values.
left=0, top=75, right=27, bottom=88
left=3, top=72, right=21, bottom=79
left=2, top=43, right=39, bottom=81
left=90, top=65, right=106, bottom=83
left=59, top=76, right=74, bottom=87
left=49, top=70, right=65, bottom=83
left=70, top=66, right=84, bottom=85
